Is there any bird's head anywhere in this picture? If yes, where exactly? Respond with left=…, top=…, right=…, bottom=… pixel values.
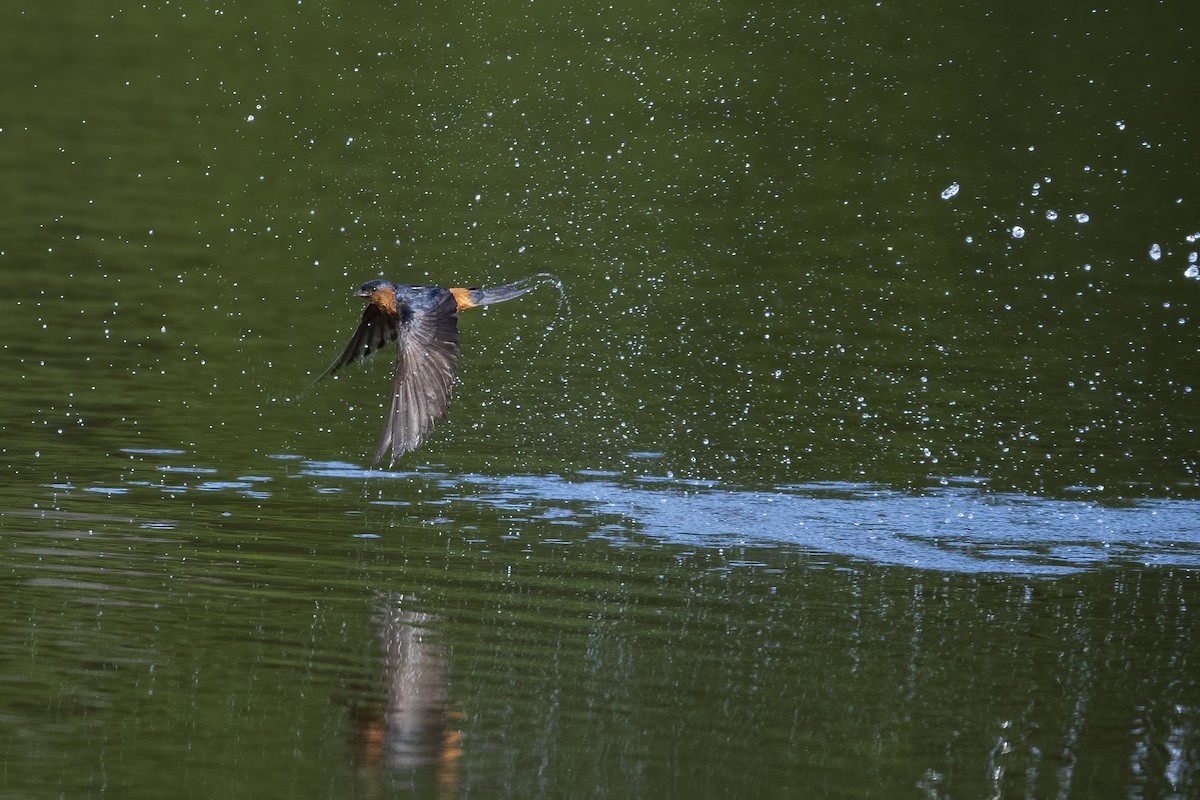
left=355, top=280, right=399, bottom=315
left=355, top=280, right=389, bottom=298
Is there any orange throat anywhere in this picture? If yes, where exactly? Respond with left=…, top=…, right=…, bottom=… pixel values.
left=370, top=286, right=398, bottom=315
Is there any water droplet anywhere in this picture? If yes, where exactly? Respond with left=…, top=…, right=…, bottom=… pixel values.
left=1075, top=213, right=1090, bottom=224
left=1185, top=265, right=1200, bottom=280
left=1149, top=243, right=1162, bottom=261
left=940, top=182, right=960, bottom=200
left=1011, top=226, right=1025, bottom=239
left=1045, top=210, right=1058, bottom=221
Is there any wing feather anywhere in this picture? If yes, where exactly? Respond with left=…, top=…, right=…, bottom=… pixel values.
left=373, top=291, right=461, bottom=464
left=319, top=304, right=400, bottom=380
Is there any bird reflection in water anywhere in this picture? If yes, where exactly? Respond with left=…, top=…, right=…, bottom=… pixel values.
left=351, top=593, right=461, bottom=797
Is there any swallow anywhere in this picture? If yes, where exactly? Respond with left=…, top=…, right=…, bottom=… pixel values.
left=319, top=277, right=538, bottom=465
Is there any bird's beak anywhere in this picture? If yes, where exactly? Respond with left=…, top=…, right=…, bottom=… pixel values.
left=354, top=289, right=371, bottom=297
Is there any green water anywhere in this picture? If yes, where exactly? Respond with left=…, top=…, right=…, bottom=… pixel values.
left=1, top=2, right=1197, bottom=798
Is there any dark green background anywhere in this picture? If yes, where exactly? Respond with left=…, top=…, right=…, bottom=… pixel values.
left=1, top=2, right=1197, bottom=798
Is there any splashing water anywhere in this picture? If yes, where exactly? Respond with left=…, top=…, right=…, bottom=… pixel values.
left=498, top=272, right=572, bottom=361
left=509, top=272, right=571, bottom=336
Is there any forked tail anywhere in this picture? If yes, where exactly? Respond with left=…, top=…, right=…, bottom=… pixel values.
left=453, top=273, right=568, bottom=312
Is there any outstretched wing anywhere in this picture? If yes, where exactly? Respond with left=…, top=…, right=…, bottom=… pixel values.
left=374, top=290, right=461, bottom=464
left=319, top=303, right=400, bottom=380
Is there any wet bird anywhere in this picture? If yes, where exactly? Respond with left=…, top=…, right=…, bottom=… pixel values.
left=318, top=277, right=541, bottom=465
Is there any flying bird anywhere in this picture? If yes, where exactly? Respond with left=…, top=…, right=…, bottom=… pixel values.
left=318, top=276, right=543, bottom=465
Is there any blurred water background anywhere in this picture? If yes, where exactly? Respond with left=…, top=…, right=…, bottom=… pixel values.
left=1, top=2, right=1197, bottom=797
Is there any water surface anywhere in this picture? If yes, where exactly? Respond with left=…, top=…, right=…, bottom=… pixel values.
left=1, top=1, right=1197, bottom=798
